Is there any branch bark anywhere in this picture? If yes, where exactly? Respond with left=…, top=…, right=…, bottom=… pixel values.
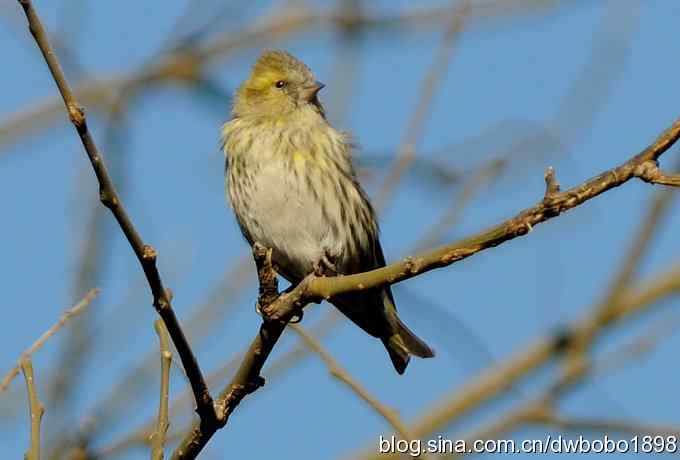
left=15, top=1, right=680, bottom=458
left=0, top=288, right=100, bottom=394
left=173, top=118, right=680, bottom=457
left=16, top=0, right=216, bottom=430
left=305, top=119, right=680, bottom=300
left=20, top=357, right=44, bottom=460
left=352, top=259, right=680, bottom=460
left=171, top=245, right=285, bottom=458
left=444, top=316, right=680, bottom=458
left=291, top=324, right=414, bottom=441
left=1, top=0, right=564, bottom=152
left=151, top=320, right=172, bottom=460
left=377, top=1, right=469, bottom=210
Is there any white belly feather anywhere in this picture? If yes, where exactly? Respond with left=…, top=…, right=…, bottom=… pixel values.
left=244, top=158, right=340, bottom=277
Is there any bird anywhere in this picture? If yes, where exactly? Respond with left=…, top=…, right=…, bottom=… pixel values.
left=222, top=50, right=434, bottom=374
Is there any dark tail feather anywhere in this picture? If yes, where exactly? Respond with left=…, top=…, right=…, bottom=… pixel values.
left=383, top=335, right=410, bottom=375
left=383, top=319, right=435, bottom=374
left=394, top=316, right=435, bottom=358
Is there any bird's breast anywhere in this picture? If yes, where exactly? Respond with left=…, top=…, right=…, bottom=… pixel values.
left=226, top=121, right=376, bottom=280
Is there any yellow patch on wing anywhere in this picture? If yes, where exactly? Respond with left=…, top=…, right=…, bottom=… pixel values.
left=292, top=150, right=329, bottom=170
left=293, top=151, right=306, bottom=164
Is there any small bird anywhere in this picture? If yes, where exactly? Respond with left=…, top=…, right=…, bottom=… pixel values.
left=222, top=50, right=434, bottom=373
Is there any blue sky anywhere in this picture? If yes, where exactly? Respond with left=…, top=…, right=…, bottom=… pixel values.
left=1, top=0, right=680, bottom=458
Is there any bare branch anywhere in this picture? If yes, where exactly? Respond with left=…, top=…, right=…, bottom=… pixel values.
left=151, top=320, right=172, bottom=460
left=95, top=311, right=342, bottom=459
left=170, top=246, right=285, bottom=459
left=536, top=413, right=680, bottom=439
left=0, top=288, right=99, bottom=393
left=592, top=313, right=680, bottom=377
left=16, top=0, right=216, bottom=429
left=20, top=357, right=44, bottom=460
left=413, top=159, right=505, bottom=251
left=290, top=324, right=413, bottom=441
left=635, top=160, right=680, bottom=186
left=444, top=314, right=680, bottom=459
left=377, top=1, right=469, bottom=210
left=352, top=259, right=680, bottom=460
left=173, top=118, right=680, bottom=458
left=0, top=1, right=559, bottom=152
left=306, top=118, right=680, bottom=301
left=77, top=258, right=251, bottom=445
left=566, top=178, right=679, bottom=361
left=14, top=1, right=680, bottom=458
left=543, top=166, right=561, bottom=197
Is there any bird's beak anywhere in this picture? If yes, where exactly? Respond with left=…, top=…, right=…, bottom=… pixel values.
left=302, top=81, right=325, bottom=102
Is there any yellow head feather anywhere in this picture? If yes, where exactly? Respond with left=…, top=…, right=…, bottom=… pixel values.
left=233, top=50, right=324, bottom=118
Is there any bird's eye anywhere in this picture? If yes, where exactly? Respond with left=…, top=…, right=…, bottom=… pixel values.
left=275, top=80, right=286, bottom=89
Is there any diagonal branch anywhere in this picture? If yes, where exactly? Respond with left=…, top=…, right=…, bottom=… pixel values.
left=170, top=245, right=286, bottom=459
left=290, top=324, right=414, bottom=442
left=15, top=1, right=680, bottom=458
left=352, top=259, right=680, bottom=460
left=16, top=0, right=217, bottom=428
left=305, top=117, right=680, bottom=300
left=444, top=313, right=680, bottom=459
left=0, top=288, right=100, bottom=394
left=536, top=413, right=680, bottom=439
left=377, top=1, right=469, bottom=210
left=1, top=0, right=566, bottom=152
left=173, top=118, right=680, bottom=458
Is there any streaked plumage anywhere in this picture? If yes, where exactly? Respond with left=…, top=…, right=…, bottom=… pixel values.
left=222, top=50, right=434, bottom=373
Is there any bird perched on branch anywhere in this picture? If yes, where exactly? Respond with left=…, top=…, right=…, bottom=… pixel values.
left=222, top=50, right=434, bottom=374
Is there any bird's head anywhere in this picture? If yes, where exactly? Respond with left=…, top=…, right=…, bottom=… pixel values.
left=233, top=50, right=325, bottom=119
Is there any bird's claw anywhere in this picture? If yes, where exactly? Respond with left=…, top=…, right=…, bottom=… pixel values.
left=314, top=249, right=338, bottom=277
left=288, top=310, right=303, bottom=323
left=256, top=298, right=303, bottom=323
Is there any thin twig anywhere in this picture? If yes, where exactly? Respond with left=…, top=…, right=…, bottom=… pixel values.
left=565, top=174, right=679, bottom=366
left=412, top=158, right=505, bottom=251
left=600, top=170, right=678, bottom=312
left=1, top=1, right=556, bottom=151
left=20, top=357, right=44, bottom=460
left=170, top=246, right=287, bottom=459
left=352, top=260, right=680, bottom=460
left=306, top=118, right=680, bottom=300
left=593, top=313, right=680, bottom=377
left=151, top=320, right=172, bottom=460
left=377, top=1, right=469, bottom=210
left=16, top=0, right=216, bottom=428
left=47, top=30, right=130, bottom=417
left=95, top=311, right=342, bottom=459
left=47, top=97, right=136, bottom=460
left=173, top=118, right=680, bottom=458
left=15, top=2, right=680, bottom=457
left=77, top=258, right=251, bottom=445
left=444, top=316, right=680, bottom=459
left=538, top=413, right=680, bottom=439
left=290, top=324, right=413, bottom=441
left=0, top=288, right=99, bottom=393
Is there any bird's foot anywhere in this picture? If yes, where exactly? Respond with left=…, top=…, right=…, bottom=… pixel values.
left=314, top=248, right=338, bottom=277
left=256, top=300, right=304, bottom=323
left=256, top=283, right=304, bottom=323
left=288, top=310, right=303, bottom=323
